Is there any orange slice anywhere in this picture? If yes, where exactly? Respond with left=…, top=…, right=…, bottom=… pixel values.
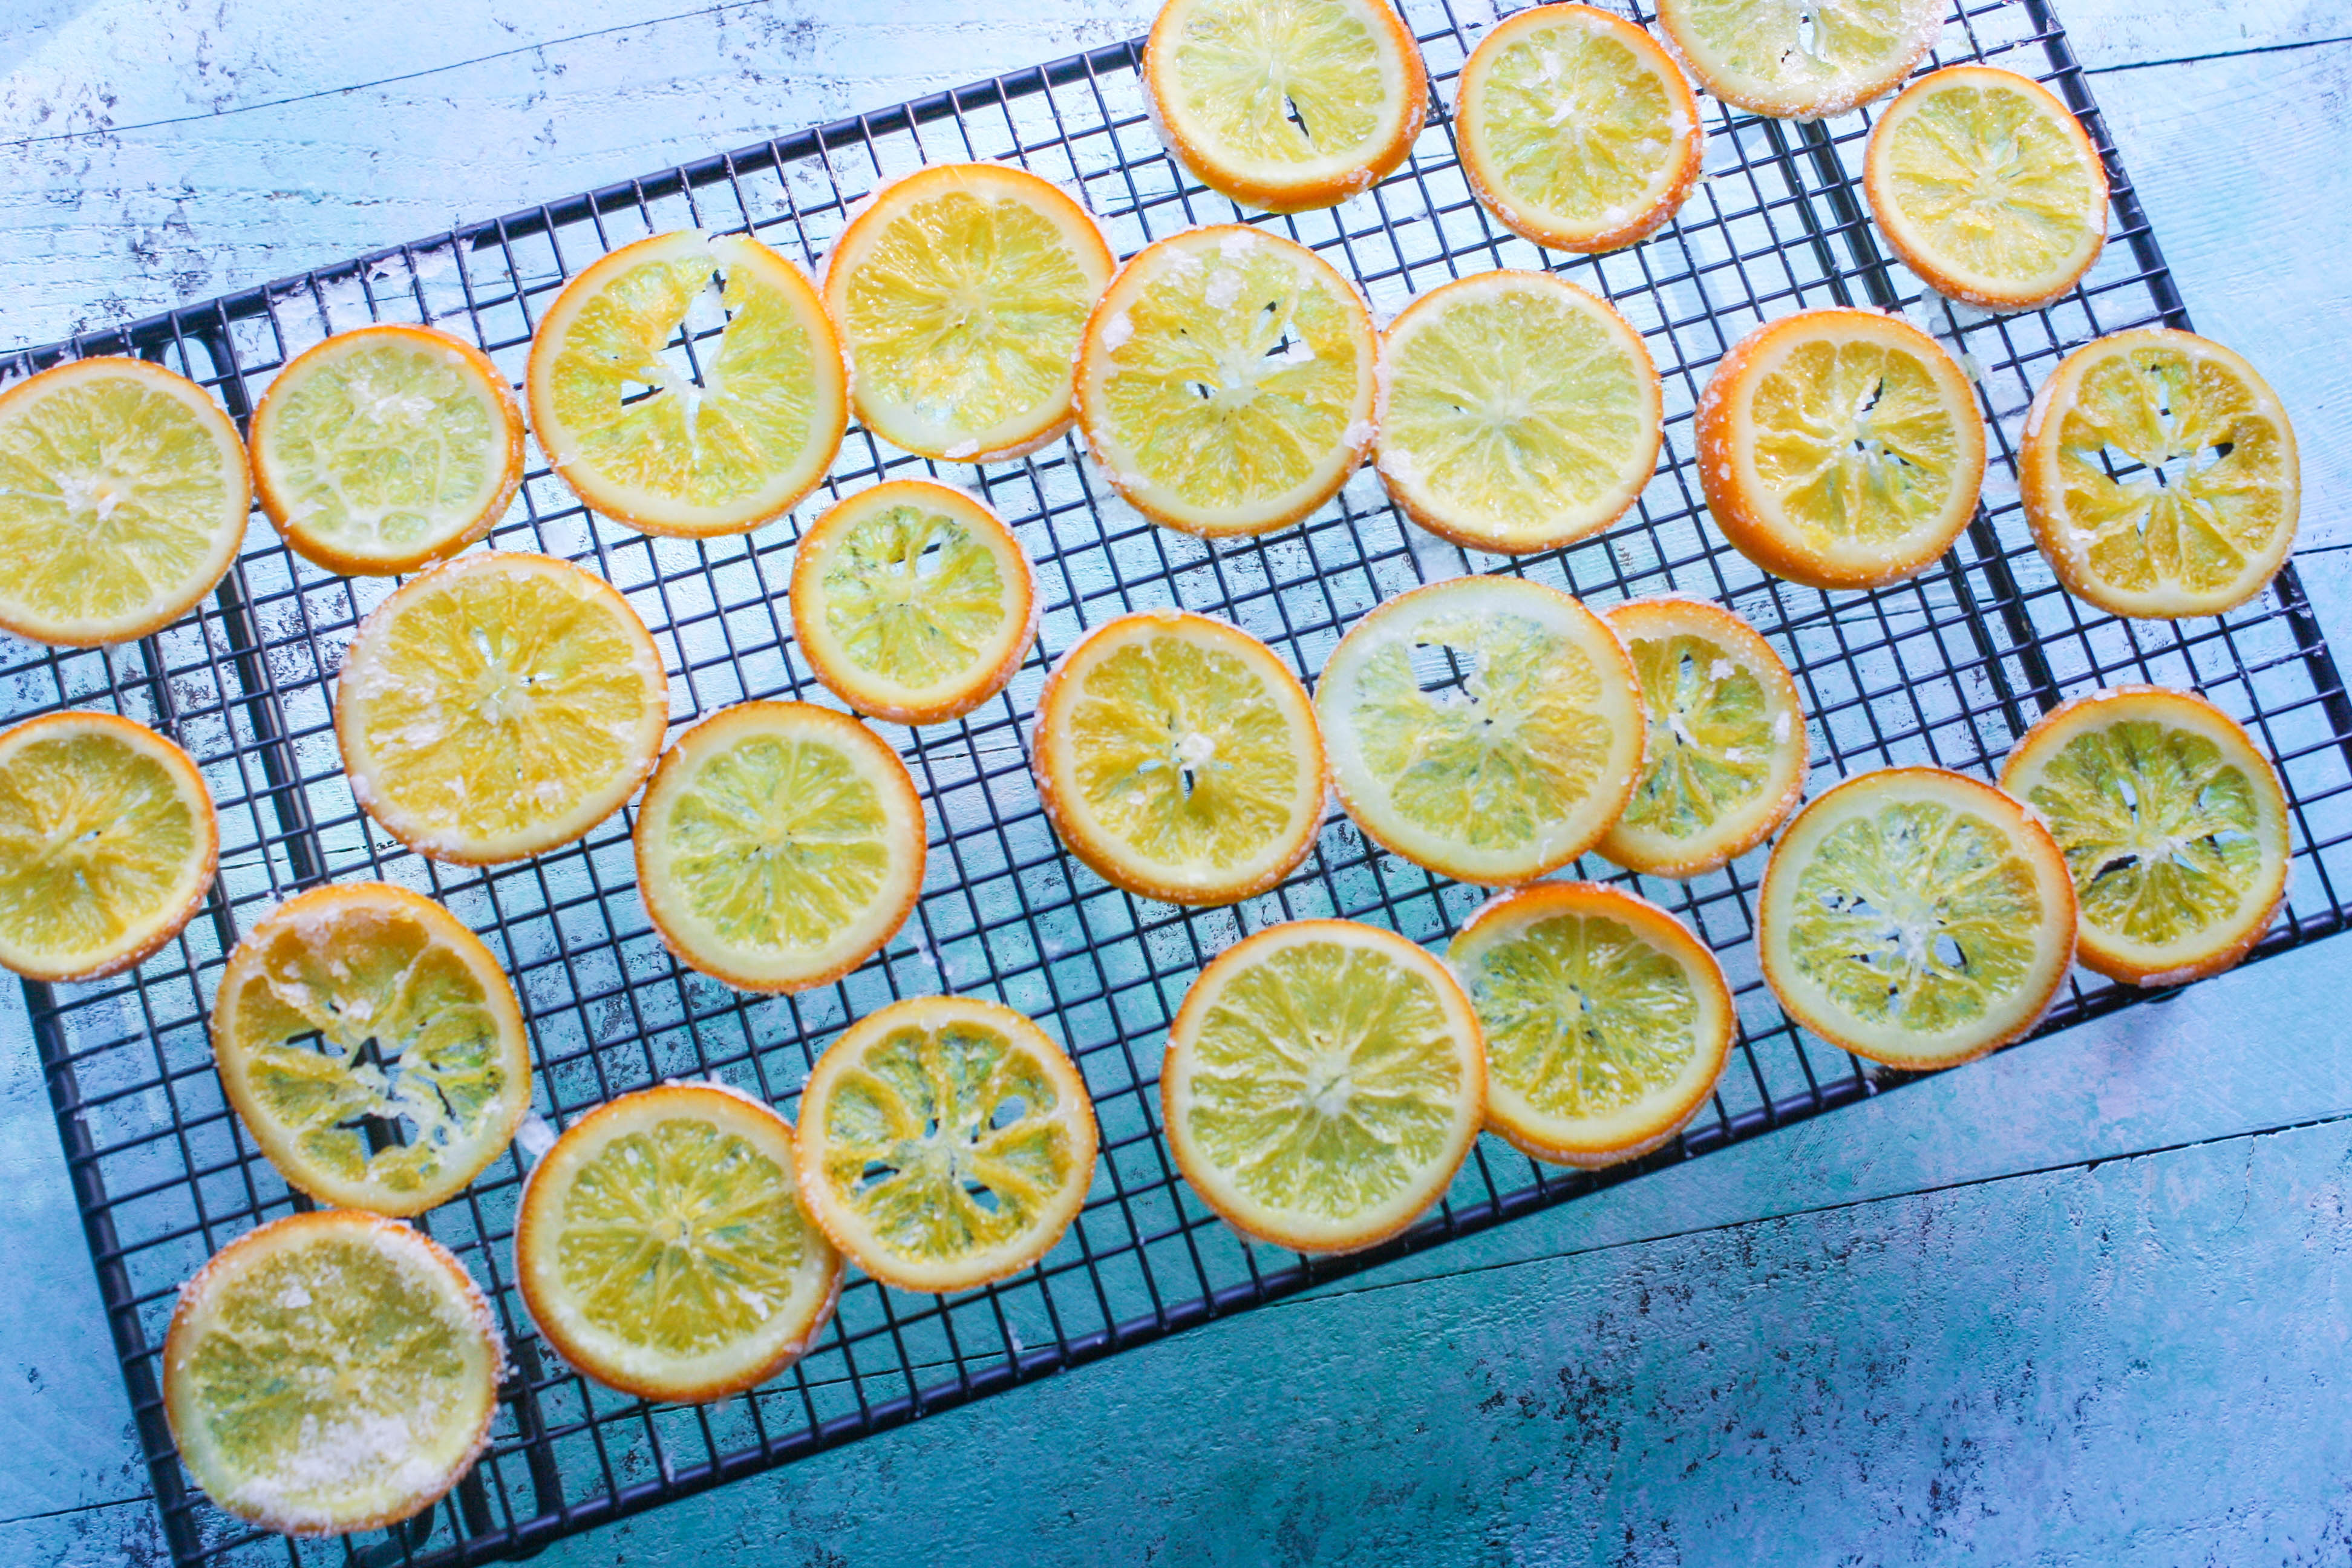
left=1655, top=0, right=1942, bottom=120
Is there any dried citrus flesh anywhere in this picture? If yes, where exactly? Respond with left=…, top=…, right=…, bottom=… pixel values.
left=163, top=1210, right=502, bottom=1537
left=796, top=995, right=1098, bottom=1293
left=2001, top=686, right=2288, bottom=986
left=212, top=882, right=532, bottom=1217
left=1599, top=596, right=1807, bottom=878
left=516, top=1083, right=843, bottom=1402
left=2022, top=328, right=2298, bottom=619
left=1077, top=224, right=1376, bottom=537
left=823, top=163, right=1113, bottom=462
left=634, top=702, right=925, bottom=993
left=1144, top=0, right=1428, bottom=213
left=789, top=480, right=1036, bottom=726
left=1456, top=4, right=1705, bottom=253
left=1316, top=575, right=1645, bottom=885
left=527, top=229, right=847, bottom=538
left=1163, top=919, right=1483, bottom=1254
left=1033, top=610, right=1325, bottom=906
left=0, top=356, right=249, bottom=647
left=0, top=710, right=217, bottom=982
left=1375, top=270, right=1661, bottom=553
left=1448, top=880, right=1731, bottom=1167
left=1656, top=0, right=1942, bottom=119
left=1697, top=307, right=1985, bottom=590
left=1759, top=766, right=2075, bottom=1069
left=336, top=552, right=670, bottom=864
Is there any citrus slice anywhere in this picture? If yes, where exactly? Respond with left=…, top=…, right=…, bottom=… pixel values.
left=2000, top=685, right=2288, bottom=987
left=1163, top=918, right=1484, bottom=1253
left=1315, top=575, right=1644, bottom=885
left=1448, top=880, right=1731, bottom=1166
left=789, top=480, right=1037, bottom=725
left=0, top=356, right=249, bottom=647
left=335, top=552, right=670, bottom=864
left=1143, top=0, right=1428, bottom=213
left=1455, top=4, right=1706, bottom=253
left=212, top=881, right=532, bottom=1217
left=1033, top=610, right=1325, bottom=906
left=823, top=163, right=1114, bottom=463
left=795, top=994, right=1098, bottom=1293
left=1655, top=0, right=1942, bottom=119
left=1759, top=766, right=2076, bottom=1070
left=1599, top=596, right=1808, bottom=877
left=0, top=710, right=217, bottom=982
left=515, top=1082, right=844, bottom=1402
left=1374, top=270, right=1662, bottom=554
left=2021, top=328, right=2299, bottom=619
left=1697, top=307, right=1987, bottom=590
left=163, top=1210, right=502, bottom=1537
left=527, top=229, right=848, bottom=538
left=249, top=324, right=525, bottom=576
left=1076, top=224, right=1376, bottom=537
left=633, top=701, right=925, bottom=993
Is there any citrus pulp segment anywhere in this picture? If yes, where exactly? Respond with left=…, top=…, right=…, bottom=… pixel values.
left=335, top=552, right=670, bottom=864
left=1599, top=596, right=1807, bottom=877
left=1759, top=766, right=2076, bottom=1069
left=1374, top=270, right=1662, bottom=554
left=526, top=229, right=847, bottom=537
left=0, top=356, right=249, bottom=647
left=515, top=1083, right=844, bottom=1402
left=1076, top=224, right=1376, bottom=537
left=1448, top=880, right=1731, bottom=1167
left=163, top=1210, right=502, bottom=1537
left=1655, top=0, right=1942, bottom=119
left=2020, top=329, right=2299, bottom=619
left=795, top=995, right=1098, bottom=1293
left=789, top=480, right=1036, bottom=726
left=211, top=882, right=532, bottom=1217
left=1315, top=575, right=1644, bottom=885
left=2000, top=685, right=2288, bottom=986
left=1455, top=4, right=1706, bottom=253
left=1163, top=919, right=1483, bottom=1253
left=1033, top=610, right=1325, bottom=906
left=1697, top=307, right=1986, bottom=590
left=250, top=324, right=525, bottom=576
left=633, top=702, right=924, bottom=993
left=823, top=163, right=1114, bottom=462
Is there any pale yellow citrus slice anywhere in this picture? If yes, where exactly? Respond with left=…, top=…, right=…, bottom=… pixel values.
left=2001, top=685, right=2288, bottom=987
left=789, top=480, right=1036, bottom=726
left=335, top=552, right=670, bottom=864
left=212, top=881, right=532, bottom=1217
left=2021, top=328, right=2299, bottom=619
left=1759, top=766, right=2076, bottom=1069
left=1163, top=918, right=1483, bottom=1253
left=823, top=163, right=1114, bottom=463
left=1448, top=880, right=1731, bottom=1167
left=1599, top=596, right=1808, bottom=877
left=1374, top=270, right=1661, bottom=553
left=1457, top=4, right=1706, bottom=253
left=0, top=356, right=249, bottom=647
left=515, top=1082, right=844, bottom=1402
left=795, top=995, right=1098, bottom=1293
left=163, top=1210, right=502, bottom=1537
left=249, top=324, right=524, bottom=577
left=1076, top=224, right=1376, bottom=537
left=1656, top=0, right=1942, bottom=119
left=527, top=229, right=848, bottom=538
left=1315, top=575, right=1644, bottom=885
left=1033, top=610, right=1325, bottom=906
left=633, top=702, right=925, bottom=993
left=1697, top=307, right=1986, bottom=590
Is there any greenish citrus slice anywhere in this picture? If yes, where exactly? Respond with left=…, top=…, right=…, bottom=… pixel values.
left=1656, top=0, right=1942, bottom=119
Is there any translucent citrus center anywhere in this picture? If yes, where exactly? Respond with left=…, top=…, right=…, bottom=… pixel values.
left=1677, top=0, right=1927, bottom=99
left=1477, top=19, right=1679, bottom=221
left=1618, top=632, right=1775, bottom=840
left=1883, top=80, right=2099, bottom=280
left=1463, top=912, right=1698, bottom=1119
left=820, top=502, right=1007, bottom=690
left=662, top=735, right=890, bottom=953
left=0, top=731, right=198, bottom=962
left=1167, top=0, right=1389, bottom=168
left=1751, top=336, right=1964, bottom=547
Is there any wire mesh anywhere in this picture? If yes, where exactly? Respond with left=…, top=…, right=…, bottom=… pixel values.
left=7, top=0, right=2348, bottom=1562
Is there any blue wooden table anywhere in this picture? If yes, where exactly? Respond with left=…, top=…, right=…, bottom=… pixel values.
left=3, top=1, right=2350, bottom=1562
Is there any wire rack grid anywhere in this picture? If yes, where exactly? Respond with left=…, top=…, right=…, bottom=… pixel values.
left=7, top=0, right=2350, bottom=1563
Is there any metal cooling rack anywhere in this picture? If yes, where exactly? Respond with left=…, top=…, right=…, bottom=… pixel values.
left=8, top=1, right=2350, bottom=1563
